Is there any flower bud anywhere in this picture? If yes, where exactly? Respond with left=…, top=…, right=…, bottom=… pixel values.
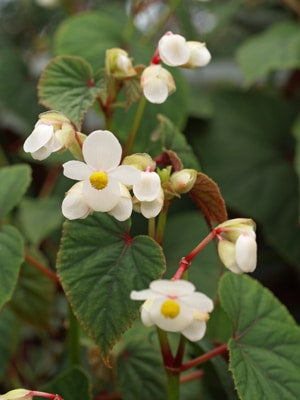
left=140, top=65, right=176, bottom=104
left=170, top=169, right=197, bottom=194
left=122, top=153, right=156, bottom=171
left=182, top=42, right=211, bottom=68
left=105, top=48, right=136, bottom=79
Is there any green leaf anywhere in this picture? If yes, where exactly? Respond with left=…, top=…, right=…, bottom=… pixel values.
left=153, top=114, right=200, bottom=170
left=116, top=335, right=166, bottom=400
left=9, top=256, right=55, bottom=329
left=190, top=90, right=300, bottom=268
left=206, top=302, right=233, bottom=344
left=18, top=197, right=63, bottom=245
left=163, top=211, right=220, bottom=299
left=43, top=367, right=91, bottom=400
left=292, top=114, right=300, bottom=221
left=220, top=273, right=300, bottom=400
left=237, top=21, right=300, bottom=85
left=38, top=55, right=103, bottom=128
left=0, top=164, right=31, bottom=220
left=0, top=308, right=19, bottom=380
left=57, top=213, right=166, bottom=362
left=189, top=172, right=227, bottom=226
left=0, top=225, right=24, bottom=309
left=53, top=12, right=123, bottom=71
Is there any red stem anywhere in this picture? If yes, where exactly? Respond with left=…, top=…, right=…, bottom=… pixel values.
left=180, top=343, right=228, bottom=371
left=151, top=48, right=161, bottom=64
left=25, top=253, right=61, bottom=287
left=172, top=229, right=217, bottom=280
left=29, top=391, right=63, bottom=400
left=180, top=369, right=204, bottom=383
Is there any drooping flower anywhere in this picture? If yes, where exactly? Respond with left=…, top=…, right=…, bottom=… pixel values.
left=158, top=32, right=211, bottom=69
left=62, top=181, right=92, bottom=220
left=23, top=111, right=74, bottom=161
left=131, top=279, right=213, bottom=341
left=140, top=65, right=176, bottom=104
left=134, top=187, right=164, bottom=219
left=108, top=183, right=133, bottom=221
left=63, top=130, right=140, bottom=214
left=216, top=218, right=257, bottom=274
left=158, top=33, right=190, bottom=67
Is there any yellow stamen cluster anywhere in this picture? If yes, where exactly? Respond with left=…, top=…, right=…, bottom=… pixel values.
left=89, top=171, right=108, bottom=190
left=160, top=299, right=180, bottom=319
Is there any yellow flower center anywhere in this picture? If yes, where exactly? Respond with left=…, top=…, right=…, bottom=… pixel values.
left=89, top=171, right=108, bottom=190
left=160, top=299, right=180, bottom=319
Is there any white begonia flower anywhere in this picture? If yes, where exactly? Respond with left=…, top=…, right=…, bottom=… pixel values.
left=140, top=65, right=176, bottom=104
left=133, top=171, right=161, bottom=202
left=63, top=130, right=141, bottom=213
left=184, top=42, right=211, bottom=68
left=140, top=187, right=164, bottom=219
left=158, top=33, right=190, bottom=67
left=23, top=121, right=62, bottom=160
left=62, top=181, right=92, bottom=220
left=131, top=279, right=214, bottom=342
left=217, top=218, right=257, bottom=274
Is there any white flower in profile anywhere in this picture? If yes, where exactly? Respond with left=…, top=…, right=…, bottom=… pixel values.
left=140, top=65, right=176, bottom=104
left=135, top=187, right=164, bottom=219
left=108, top=183, right=133, bottom=221
left=184, top=42, right=211, bottom=68
left=217, top=218, right=257, bottom=274
left=63, top=130, right=140, bottom=213
left=62, top=181, right=91, bottom=220
left=131, top=279, right=213, bottom=341
left=158, top=33, right=190, bottom=67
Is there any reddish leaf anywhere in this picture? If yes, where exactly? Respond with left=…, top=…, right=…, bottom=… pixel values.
left=189, top=172, right=227, bottom=226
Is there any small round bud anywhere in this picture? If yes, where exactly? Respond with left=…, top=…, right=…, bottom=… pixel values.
left=170, top=169, right=197, bottom=194
left=105, top=48, right=136, bottom=79
left=122, top=153, right=156, bottom=171
left=182, top=42, right=211, bottom=68
left=140, top=65, right=176, bottom=104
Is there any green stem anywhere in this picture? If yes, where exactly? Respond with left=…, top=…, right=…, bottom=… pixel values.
left=123, top=95, right=147, bottom=157
left=155, top=199, right=171, bottom=245
left=67, top=305, right=81, bottom=366
left=148, top=217, right=156, bottom=239
left=167, top=371, right=180, bottom=400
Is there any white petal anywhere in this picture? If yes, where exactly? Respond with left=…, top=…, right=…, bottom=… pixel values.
left=109, top=165, right=141, bottom=186
left=109, top=194, right=132, bottom=221
left=23, top=124, right=53, bottom=152
left=130, top=289, right=159, bottom=300
left=133, top=171, right=161, bottom=202
left=63, top=161, right=92, bottom=181
left=62, top=188, right=90, bottom=220
left=180, top=292, right=214, bottom=312
left=150, top=298, right=193, bottom=332
left=158, top=34, right=190, bottom=66
left=143, top=78, right=168, bottom=104
left=141, top=306, right=155, bottom=327
left=82, top=178, right=120, bottom=212
left=181, top=320, right=206, bottom=342
left=141, top=198, right=163, bottom=218
left=31, top=146, right=53, bottom=160
left=82, top=130, right=121, bottom=171
left=187, top=42, right=211, bottom=67
left=235, top=234, right=257, bottom=273
left=150, top=279, right=195, bottom=296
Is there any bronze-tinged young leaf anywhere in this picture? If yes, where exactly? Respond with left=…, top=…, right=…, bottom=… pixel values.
left=220, top=273, right=300, bottom=400
left=38, top=55, right=104, bottom=128
left=189, top=172, right=227, bottom=226
left=57, top=213, right=166, bottom=364
left=159, top=149, right=183, bottom=172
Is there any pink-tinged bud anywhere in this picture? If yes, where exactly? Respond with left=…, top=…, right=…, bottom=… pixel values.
left=158, top=33, right=190, bottom=67
left=183, top=42, right=211, bottom=68
left=170, top=169, right=197, bottom=194
left=1, top=389, right=32, bottom=400
left=216, top=218, right=257, bottom=274
left=105, top=48, right=136, bottom=79
left=140, top=65, right=176, bottom=104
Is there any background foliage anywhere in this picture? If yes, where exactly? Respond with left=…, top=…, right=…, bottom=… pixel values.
left=0, top=0, right=299, bottom=399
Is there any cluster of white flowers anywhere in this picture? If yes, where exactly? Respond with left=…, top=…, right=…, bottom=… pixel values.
left=141, top=32, right=211, bottom=104
left=216, top=218, right=257, bottom=274
left=61, top=130, right=164, bottom=221
left=131, top=279, right=213, bottom=341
